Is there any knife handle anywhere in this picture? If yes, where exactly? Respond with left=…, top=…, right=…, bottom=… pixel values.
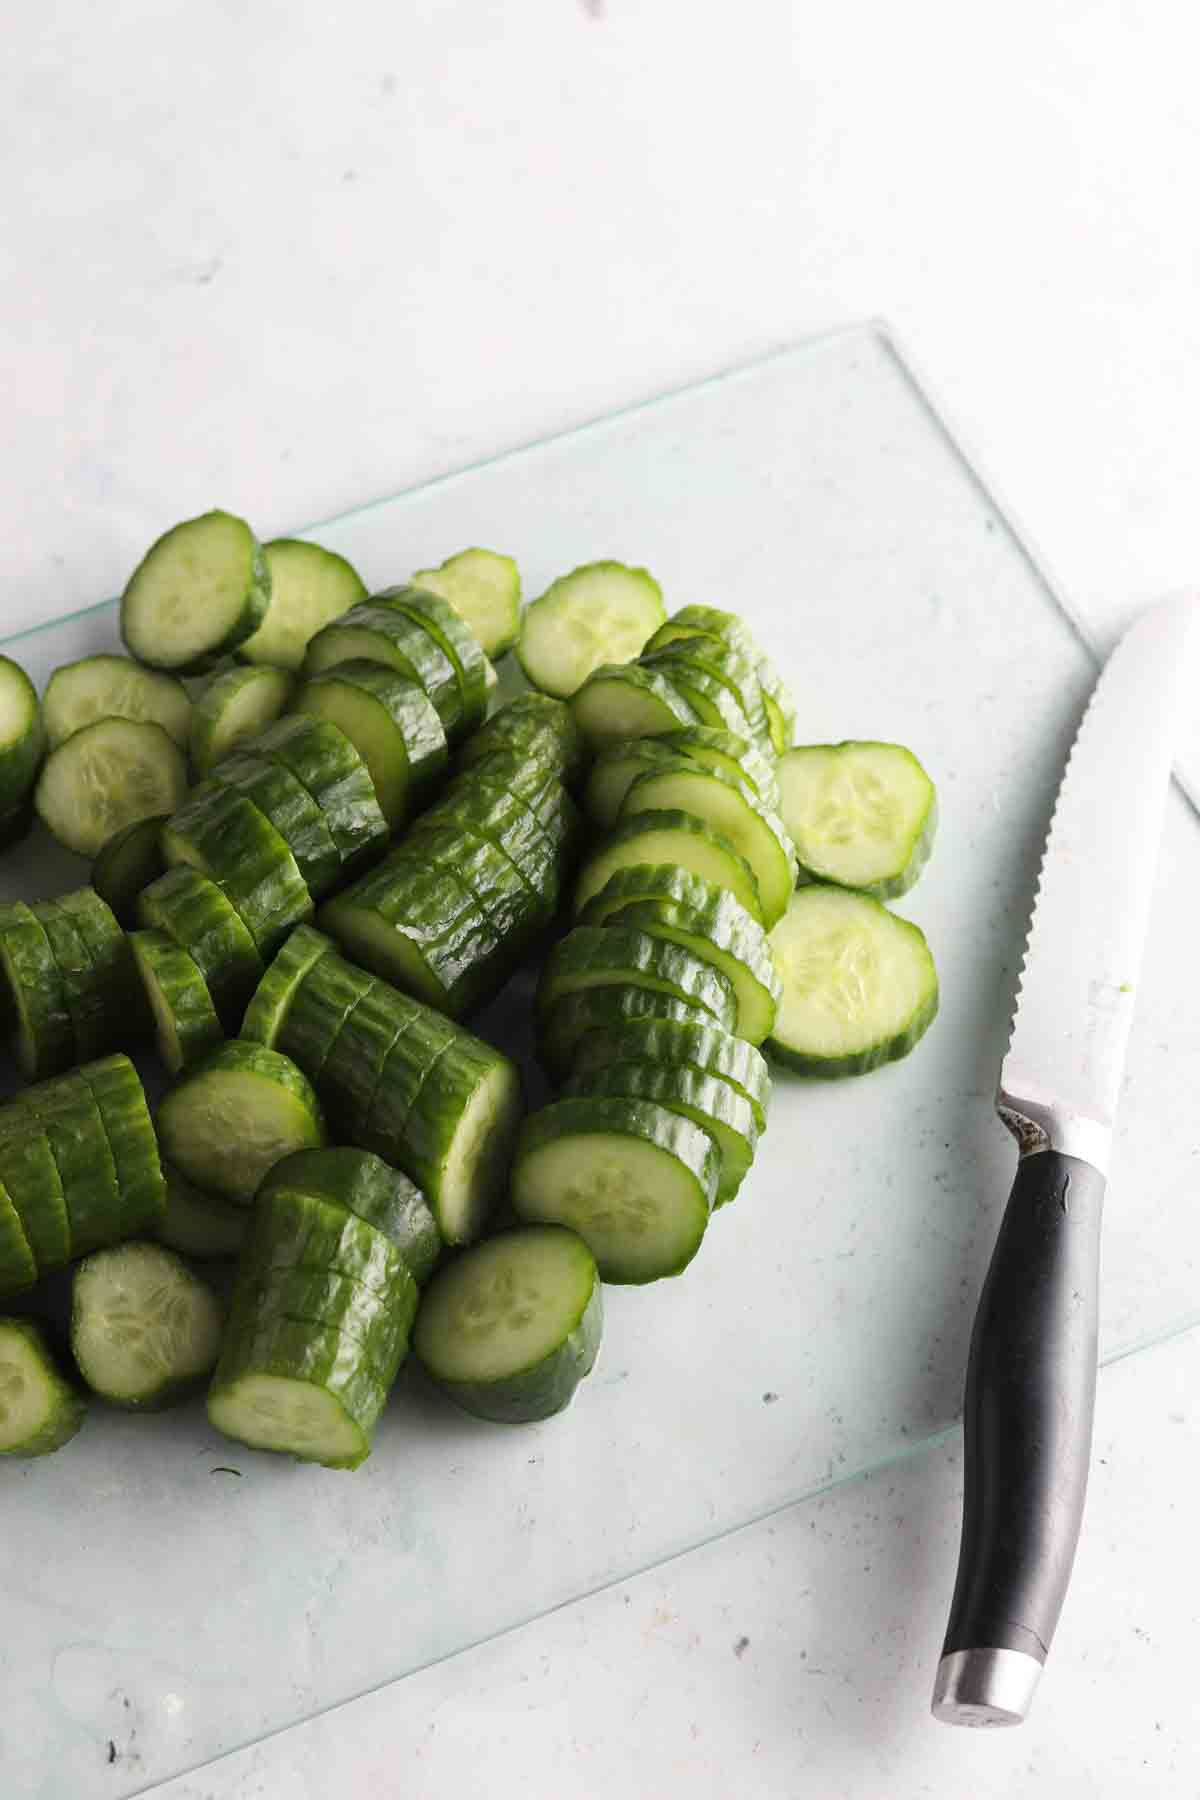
left=932, top=1149, right=1105, bottom=1726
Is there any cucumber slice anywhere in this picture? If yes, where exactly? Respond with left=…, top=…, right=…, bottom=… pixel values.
left=190, top=664, right=294, bottom=776
left=638, top=651, right=757, bottom=741
left=56, top=887, right=142, bottom=1028
left=646, top=606, right=796, bottom=752
left=250, top=714, right=389, bottom=877
left=319, top=863, right=503, bottom=1017
left=0, top=1188, right=37, bottom=1297
left=376, top=587, right=488, bottom=735
left=571, top=663, right=698, bottom=748
left=360, top=1010, right=460, bottom=1161
left=32, top=899, right=120, bottom=1060
left=0, top=1134, right=70, bottom=1274
left=240, top=923, right=335, bottom=1047
left=390, top=1035, right=523, bottom=1245
left=584, top=727, right=779, bottom=829
left=259, top=1148, right=441, bottom=1284
left=575, top=861, right=736, bottom=927
left=40, top=1094, right=124, bottom=1258
left=643, top=636, right=770, bottom=746
left=317, top=980, right=422, bottom=1142
left=303, top=602, right=464, bottom=739
left=156, top=1163, right=248, bottom=1260
left=121, top=509, right=270, bottom=673
left=35, top=717, right=189, bottom=859
left=537, top=927, right=737, bottom=1030
left=766, top=886, right=939, bottom=1075
left=512, top=1098, right=717, bottom=1283
left=162, top=785, right=313, bottom=956
left=456, top=692, right=585, bottom=783
left=588, top=895, right=780, bottom=1045
left=0, top=654, right=45, bottom=813
left=92, top=816, right=168, bottom=927
left=410, top=548, right=521, bottom=659
left=0, top=900, right=74, bottom=1077
left=138, top=865, right=264, bottom=1029
left=238, top=1260, right=416, bottom=1378
left=562, top=1062, right=757, bottom=1205
left=239, top=538, right=368, bottom=671
left=776, top=742, right=938, bottom=899
left=208, top=753, right=342, bottom=898
left=573, top=808, right=763, bottom=925
left=414, top=1225, right=601, bottom=1421
left=77, top=1054, right=168, bottom=1237
left=518, top=562, right=664, bottom=698
left=276, top=949, right=375, bottom=1080
left=569, top=1018, right=772, bottom=1131
left=0, top=1320, right=85, bottom=1456
left=421, top=795, right=559, bottom=908
left=71, top=1242, right=223, bottom=1407
left=538, top=988, right=718, bottom=1081
left=208, top=1316, right=387, bottom=1469
left=619, top=762, right=796, bottom=929
left=156, top=1042, right=326, bottom=1204
left=247, top=1187, right=413, bottom=1299
left=130, top=930, right=223, bottom=1073
left=294, top=659, right=448, bottom=828
left=402, top=822, right=540, bottom=958
left=43, top=653, right=191, bottom=751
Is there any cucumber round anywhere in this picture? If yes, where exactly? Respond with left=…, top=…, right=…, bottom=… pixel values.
left=376, top=586, right=488, bottom=735
left=207, top=752, right=342, bottom=898
left=0, top=899, right=74, bottom=1078
left=642, top=636, right=770, bottom=746
left=537, top=926, right=738, bottom=1030
left=250, top=714, right=389, bottom=878
left=247, top=1186, right=413, bottom=1299
left=572, top=808, right=763, bottom=925
left=156, top=1042, right=327, bottom=1204
left=239, top=538, right=368, bottom=670
left=538, top=987, right=720, bottom=1081
left=646, top=606, right=795, bottom=752
left=562, top=1062, right=757, bottom=1205
left=56, top=888, right=141, bottom=1029
left=121, top=509, right=270, bottom=673
left=35, top=718, right=189, bottom=859
left=0, top=654, right=45, bottom=813
left=776, top=741, right=938, bottom=899
left=584, top=727, right=779, bottom=828
left=319, top=861, right=503, bottom=1018
left=239, top=1262, right=416, bottom=1380
left=587, top=894, right=780, bottom=1045
left=129, top=929, right=223, bottom=1073
left=33, top=898, right=121, bottom=1061
left=259, top=1147, right=441, bottom=1285
left=0, top=1133, right=70, bottom=1275
left=518, top=561, right=664, bottom=699
left=43, top=654, right=191, bottom=750
left=208, top=1316, right=387, bottom=1469
left=162, top=785, right=313, bottom=957
left=293, top=658, right=448, bottom=828
left=410, top=548, right=521, bottom=659
left=304, top=602, right=464, bottom=739
left=619, top=761, right=797, bottom=928
left=568, top=1017, right=771, bottom=1131
left=71, top=1241, right=223, bottom=1407
left=189, top=664, right=294, bottom=775
left=0, top=1188, right=38, bottom=1298
left=240, top=923, right=336, bottom=1047
left=137, top=865, right=265, bottom=1029
left=156, top=1163, right=248, bottom=1260
left=273, top=948, right=375, bottom=1082
left=92, top=815, right=168, bottom=927
left=571, top=662, right=698, bottom=748
left=0, top=1320, right=85, bottom=1457
left=456, top=692, right=585, bottom=783
left=77, top=1054, right=168, bottom=1238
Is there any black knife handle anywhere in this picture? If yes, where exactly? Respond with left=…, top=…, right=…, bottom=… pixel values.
left=935, top=1150, right=1105, bottom=1722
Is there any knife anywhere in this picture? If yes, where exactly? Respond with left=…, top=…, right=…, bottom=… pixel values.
left=931, top=591, right=1200, bottom=1728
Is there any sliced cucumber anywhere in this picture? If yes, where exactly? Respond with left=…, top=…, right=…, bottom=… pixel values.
left=56, top=887, right=141, bottom=1028
left=156, top=1163, right=248, bottom=1260
left=0, top=654, right=45, bottom=813
left=319, top=861, right=504, bottom=1017
left=569, top=1017, right=771, bottom=1131
left=162, top=785, right=313, bottom=956
left=92, top=815, right=168, bottom=927
left=304, top=602, right=464, bottom=739
left=240, top=923, right=335, bottom=1047
left=538, top=988, right=720, bottom=1081
left=71, top=1242, right=223, bottom=1407
left=208, top=1316, right=388, bottom=1469
left=208, top=753, right=342, bottom=898
left=138, top=864, right=264, bottom=1028
left=190, top=664, right=294, bottom=776
left=638, top=651, right=756, bottom=742
left=646, top=605, right=796, bottom=752
left=456, top=692, right=585, bottom=783
left=246, top=1187, right=412, bottom=1299
left=512, top=1098, right=717, bottom=1283
left=588, top=895, right=779, bottom=1045
left=250, top=714, right=389, bottom=878
left=239, top=538, right=368, bottom=670
left=410, top=548, right=521, bottom=659
left=429, top=790, right=563, bottom=906
left=275, top=948, right=375, bottom=1080
left=767, top=886, right=939, bottom=1075
left=562, top=1062, right=757, bottom=1205
left=776, top=741, right=937, bottom=899
left=376, top=586, right=488, bottom=735
left=130, top=929, right=223, bottom=1073
left=619, top=761, right=796, bottom=929
left=33, top=899, right=120, bottom=1060
left=583, top=727, right=779, bottom=829
left=414, top=1225, right=601, bottom=1422
left=43, top=653, right=191, bottom=751
left=0, top=800, right=33, bottom=849
left=35, top=718, right=189, bottom=859
left=389, top=1034, right=523, bottom=1245
left=361, top=1012, right=461, bottom=1165
left=537, top=927, right=737, bottom=1030
left=571, top=662, right=698, bottom=748
left=575, top=861, right=738, bottom=927
left=316, top=980, right=422, bottom=1142
left=0, top=899, right=74, bottom=1077
left=0, top=1189, right=37, bottom=1298
left=156, top=1042, right=326, bottom=1204
left=242, top=1264, right=415, bottom=1382
left=401, top=822, right=540, bottom=959
left=40, top=1093, right=123, bottom=1258
left=77, top=1054, right=168, bottom=1237
left=0, top=1319, right=85, bottom=1456
left=643, top=636, right=769, bottom=745
left=0, top=1134, right=70, bottom=1275
left=259, top=1148, right=441, bottom=1285
left=294, top=658, right=448, bottom=828
left=121, top=509, right=270, bottom=673
left=573, top=808, right=763, bottom=925
left=518, top=562, right=664, bottom=699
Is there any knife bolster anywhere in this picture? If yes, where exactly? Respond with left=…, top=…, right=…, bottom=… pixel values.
left=996, top=1086, right=1112, bottom=1175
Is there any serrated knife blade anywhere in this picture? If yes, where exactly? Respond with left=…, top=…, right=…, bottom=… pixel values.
left=932, top=591, right=1200, bottom=1730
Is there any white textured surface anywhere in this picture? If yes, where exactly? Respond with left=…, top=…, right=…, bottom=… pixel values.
left=5, top=4, right=1200, bottom=1796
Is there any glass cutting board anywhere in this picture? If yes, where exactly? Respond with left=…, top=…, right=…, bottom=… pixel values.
left=5, top=324, right=1200, bottom=1799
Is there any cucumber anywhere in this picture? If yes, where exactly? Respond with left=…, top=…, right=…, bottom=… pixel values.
left=0, top=1189, right=37, bottom=1298
left=766, top=886, right=939, bottom=1075
left=410, top=548, right=521, bottom=659
left=0, top=900, right=74, bottom=1077
left=511, top=1098, right=718, bottom=1283
left=156, top=1163, right=248, bottom=1260
left=0, top=654, right=45, bottom=813
left=456, top=692, right=585, bottom=783
left=319, top=863, right=503, bottom=1017
left=401, top=823, right=541, bottom=957
left=43, top=654, right=191, bottom=750
left=776, top=741, right=937, bottom=899
left=562, top=1062, right=757, bottom=1205
left=249, top=714, right=389, bottom=877
left=162, top=785, right=313, bottom=956
left=643, top=636, right=770, bottom=746
left=259, top=1148, right=441, bottom=1284
left=207, top=752, right=342, bottom=898
left=0, top=1134, right=70, bottom=1274
left=293, top=659, right=448, bottom=828
left=646, top=605, right=796, bottom=752
left=156, top=1042, right=326, bottom=1204
left=586, top=894, right=780, bottom=1045
left=239, top=538, right=368, bottom=671
left=518, top=561, right=664, bottom=698
left=190, top=664, right=294, bottom=776
left=33, top=899, right=121, bottom=1060
left=575, top=861, right=738, bottom=927
left=569, top=1018, right=771, bottom=1131
left=538, top=988, right=720, bottom=1081
left=390, top=1034, right=523, bottom=1244
left=207, top=1315, right=388, bottom=1469
left=245, top=1187, right=412, bottom=1299
left=571, top=662, right=698, bottom=748
left=414, top=1225, right=601, bottom=1422
left=423, top=795, right=559, bottom=909
left=376, top=586, right=488, bottom=735
left=240, top=923, right=335, bottom=1047
left=303, top=602, right=464, bottom=739
left=92, top=815, right=168, bottom=927
left=537, top=927, right=737, bottom=1032
left=56, top=888, right=141, bottom=1027
left=637, top=651, right=757, bottom=742
left=275, top=949, right=375, bottom=1080
left=39, top=1093, right=124, bottom=1258
left=138, top=865, right=264, bottom=1028
left=35, top=718, right=189, bottom=859
left=121, top=509, right=270, bottom=673
left=71, top=1242, right=223, bottom=1407
left=130, top=930, right=223, bottom=1073
left=315, top=979, right=422, bottom=1141
left=77, top=1054, right=168, bottom=1237
left=583, top=728, right=779, bottom=828
left=619, top=761, right=796, bottom=929
left=361, top=1011, right=460, bottom=1163
left=0, top=1319, right=86, bottom=1456
left=573, top=809, right=763, bottom=924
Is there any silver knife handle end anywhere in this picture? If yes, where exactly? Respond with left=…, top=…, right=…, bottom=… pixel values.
left=931, top=1647, right=1042, bottom=1727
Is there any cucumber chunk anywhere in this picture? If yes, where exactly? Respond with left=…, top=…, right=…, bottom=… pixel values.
left=562, top=1062, right=757, bottom=1205
left=92, top=815, right=168, bottom=927
left=190, top=664, right=294, bottom=775
left=766, top=886, right=939, bottom=1075
left=208, top=1319, right=387, bottom=1469
left=56, top=888, right=141, bottom=1028
left=411, top=548, right=521, bottom=659
left=569, top=1018, right=771, bottom=1131
left=33, top=898, right=123, bottom=1060
left=156, top=1164, right=248, bottom=1260
left=156, top=1042, right=326, bottom=1204
left=319, top=862, right=504, bottom=1018
left=250, top=714, right=389, bottom=878
left=77, top=1054, right=168, bottom=1238
left=162, top=785, right=313, bottom=956
left=776, top=741, right=937, bottom=899
left=537, top=926, right=738, bottom=1030
left=130, top=929, right=223, bottom=1073
left=583, top=727, right=779, bottom=828
left=240, top=923, right=335, bottom=1047
left=457, top=692, right=585, bottom=783
left=414, top=1225, right=601, bottom=1421
left=518, top=561, right=664, bottom=699
left=588, top=894, right=780, bottom=1045
left=121, top=509, right=270, bottom=673
left=71, top=1241, right=223, bottom=1407
left=0, top=1134, right=70, bottom=1274
left=0, top=1319, right=85, bottom=1456
left=138, top=865, right=265, bottom=1028
left=538, top=988, right=719, bottom=1081
left=44, top=654, right=191, bottom=750
left=0, top=899, right=74, bottom=1078
left=642, top=637, right=770, bottom=746
left=246, top=1187, right=412, bottom=1299
left=36, top=717, right=189, bottom=859
left=294, top=658, right=448, bottom=828
left=646, top=605, right=796, bottom=752
left=376, top=586, right=488, bottom=735
left=208, top=752, right=343, bottom=898
left=512, top=1097, right=717, bottom=1284
left=259, top=1148, right=441, bottom=1284
left=0, top=653, right=45, bottom=814
left=573, top=809, right=763, bottom=925
left=239, top=538, right=368, bottom=670
left=304, top=602, right=464, bottom=739
left=276, top=948, right=375, bottom=1080
left=239, top=1262, right=416, bottom=1379
left=571, top=662, right=698, bottom=748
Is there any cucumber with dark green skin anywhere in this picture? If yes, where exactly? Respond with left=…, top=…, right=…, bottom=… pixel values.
left=237, top=1260, right=417, bottom=1378
left=451, top=743, right=579, bottom=808
left=585, top=893, right=780, bottom=1046
left=129, top=929, right=224, bottom=1073
left=645, top=605, right=796, bottom=752
left=92, top=815, right=168, bottom=927
left=138, top=865, right=265, bottom=1030
left=571, top=662, right=699, bottom=747
left=573, top=809, right=764, bottom=925
left=456, top=692, right=585, bottom=782
left=316, top=980, right=423, bottom=1141
left=189, top=664, right=294, bottom=776
left=259, top=1148, right=441, bottom=1285
left=162, top=785, right=313, bottom=956
left=619, top=761, right=796, bottom=929
left=438, top=776, right=580, bottom=882
left=375, top=586, right=488, bottom=734
left=56, top=889, right=142, bottom=1031
left=207, top=1312, right=390, bottom=1469
left=319, top=864, right=504, bottom=1017
left=40, top=1095, right=124, bottom=1259
left=561, top=1062, right=757, bottom=1205
left=402, top=823, right=541, bottom=954
left=249, top=714, right=389, bottom=877
left=0, top=1319, right=86, bottom=1456
left=240, top=924, right=335, bottom=1048
left=0, top=653, right=46, bottom=813
left=246, top=1187, right=414, bottom=1300
left=575, top=862, right=737, bottom=928
left=361, top=1014, right=459, bottom=1158
left=304, top=602, right=465, bottom=739
left=0, top=1134, right=70, bottom=1274
left=536, top=927, right=738, bottom=1029
left=638, top=651, right=757, bottom=742
left=421, top=801, right=550, bottom=908
left=583, top=728, right=780, bottom=828
left=538, top=988, right=722, bottom=1081
left=275, top=950, right=376, bottom=1081
left=414, top=1225, right=602, bottom=1422
left=293, top=659, right=448, bottom=829
left=121, top=509, right=270, bottom=674
left=568, top=1018, right=772, bottom=1131
left=208, top=752, right=342, bottom=897
left=76, top=1054, right=168, bottom=1236
left=0, top=900, right=75, bottom=1078
left=0, top=1188, right=38, bottom=1297
left=156, top=1041, right=326, bottom=1205
left=32, top=900, right=118, bottom=1061
left=642, top=635, right=770, bottom=747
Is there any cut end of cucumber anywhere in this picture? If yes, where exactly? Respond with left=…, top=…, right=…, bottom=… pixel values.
left=71, top=1242, right=224, bottom=1407
left=410, top=548, right=521, bottom=660
left=0, top=1319, right=85, bottom=1457
left=35, top=718, right=189, bottom=859
left=43, top=654, right=192, bottom=751
left=157, top=1044, right=326, bottom=1204
left=518, top=563, right=665, bottom=699
left=190, top=664, right=294, bottom=776
left=208, top=1372, right=367, bottom=1466
left=121, top=509, right=269, bottom=672
left=240, top=538, right=368, bottom=671
left=776, top=742, right=937, bottom=898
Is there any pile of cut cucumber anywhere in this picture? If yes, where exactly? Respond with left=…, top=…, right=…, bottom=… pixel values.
left=0, top=509, right=938, bottom=1471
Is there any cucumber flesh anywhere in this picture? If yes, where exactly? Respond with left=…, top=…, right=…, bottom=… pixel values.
left=562, top=1062, right=757, bottom=1205
left=410, top=548, right=521, bottom=659
left=156, top=1164, right=248, bottom=1260
left=293, top=659, right=448, bottom=827
left=573, top=809, right=764, bottom=925
left=0, top=1319, right=86, bottom=1456
left=121, top=509, right=270, bottom=673
left=518, top=562, right=665, bottom=699
left=36, top=718, right=189, bottom=858
left=571, top=662, right=697, bottom=747
left=240, top=538, right=368, bottom=671
left=156, top=1042, right=327, bottom=1204
left=776, top=741, right=937, bottom=899
left=43, top=654, right=191, bottom=750
left=766, top=886, right=939, bottom=1075
left=190, top=665, right=294, bottom=776
left=0, top=654, right=45, bottom=813
left=92, top=816, right=168, bottom=927
left=71, top=1241, right=223, bottom=1407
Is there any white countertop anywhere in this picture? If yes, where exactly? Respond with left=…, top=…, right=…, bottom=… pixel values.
left=5, top=4, right=1200, bottom=1794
